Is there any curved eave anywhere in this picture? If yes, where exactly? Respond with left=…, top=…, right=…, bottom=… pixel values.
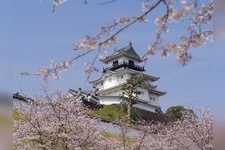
left=90, top=68, right=160, bottom=84
left=89, top=68, right=129, bottom=84
left=123, top=53, right=143, bottom=62
left=98, top=84, right=123, bottom=95
left=142, top=74, right=160, bottom=82
left=89, top=70, right=117, bottom=84
left=89, top=80, right=101, bottom=84
left=148, top=89, right=166, bottom=96
left=100, top=53, right=121, bottom=63
left=125, top=69, right=159, bottom=81
left=140, top=83, right=157, bottom=89
left=89, top=75, right=104, bottom=84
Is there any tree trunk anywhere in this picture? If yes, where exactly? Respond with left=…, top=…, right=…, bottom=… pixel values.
left=127, top=99, right=132, bottom=119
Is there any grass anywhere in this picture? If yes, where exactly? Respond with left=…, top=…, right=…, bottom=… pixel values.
left=89, top=104, right=138, bottom=123
left=90, top=105, right=126, bottom=122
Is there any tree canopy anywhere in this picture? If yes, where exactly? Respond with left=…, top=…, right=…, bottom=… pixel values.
left=165, top=105, right=194, bottom=121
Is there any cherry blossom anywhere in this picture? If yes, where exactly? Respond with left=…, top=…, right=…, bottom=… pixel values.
left=25, top=0, right=213, bottom=83
left=13, top=91, right=213, bottom=149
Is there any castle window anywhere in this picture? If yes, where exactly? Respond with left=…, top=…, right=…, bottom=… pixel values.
left=128, top=60, right=134, bottom=66
left=113, top=60, right=118, bottom=67
left=150, top=96, right=155, bottom=101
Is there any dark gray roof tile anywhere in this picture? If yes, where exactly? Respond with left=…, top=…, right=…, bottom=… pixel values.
left=101, top=42, right=142, bottom=63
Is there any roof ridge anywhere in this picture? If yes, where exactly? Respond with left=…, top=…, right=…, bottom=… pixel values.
left=101, top=42, right=143, bottom=63
left=114, top=43, right=131, bottom=52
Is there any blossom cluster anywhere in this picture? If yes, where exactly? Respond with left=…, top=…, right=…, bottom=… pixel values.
left=145, top=0, right=213, bottom=65
left=38, top=60, right=71, bottom=82
left=13, top=92, right=116, bottom=149
left=13, top=91, right=213, bottom=150
left=34, top=0, right=213, bottom=81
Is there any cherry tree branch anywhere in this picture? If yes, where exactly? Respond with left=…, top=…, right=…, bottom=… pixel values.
left=25, top=0, right=213, bottom=82
left=99, top=0, right=163, bottom=46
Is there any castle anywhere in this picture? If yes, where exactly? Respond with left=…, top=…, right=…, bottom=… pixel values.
left=69, top=42, right=166, bottom=113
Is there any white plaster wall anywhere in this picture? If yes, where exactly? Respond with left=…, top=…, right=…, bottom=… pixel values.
left=137, top=87, right=150, bottom=102
left=101, top=90, right=122, bottom=97
left=94, top=81, right=103, bottom=90
left=123, top=57, right=139, bottom=65
left=134, top=87, right=161, bottom=107
left=107, top=61, right=113, bottom=67
left=148, top=94, right=160, bottom=106
left=103, top=75, right=118, bottom=89
left=95, top=84, right=104, bottom=91
left=93, top=58, right=162, bottom=108
left=94, top=73, right=128, bottom=91
left=118, top=57, right=124, bottom=64
left=102, top=73, right=132, bottom=90
left=116, top=75, right=124, bottom=85
left=107, top=57, right=123, bottom=67
left=99, top=96, right=121, bottom=105
left=116, top=73, right=129, bottom=85
left=94, top=73, right=161, bottom=107
left=106, top=56, right=140, bottom=68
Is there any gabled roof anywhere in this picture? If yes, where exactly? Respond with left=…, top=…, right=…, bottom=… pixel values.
left=98, top=83, right=165, bottom=97
left=101, top=42, right=143, bottom=63
left=89, top=68, right=159, bottom=84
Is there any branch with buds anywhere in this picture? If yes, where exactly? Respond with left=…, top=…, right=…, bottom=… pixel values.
left=25, top=0, right=212, bottom=82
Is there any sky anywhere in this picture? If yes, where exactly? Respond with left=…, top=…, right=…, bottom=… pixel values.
left=1, top=0, right=224, bottom=117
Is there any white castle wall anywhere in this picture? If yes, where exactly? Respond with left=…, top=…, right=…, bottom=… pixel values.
left=98, top=79, right=160, bottom=107
left=107, top=56, right=139, bottom=68
left=93, top=55, right=162, bottom=111
left=95, top=73, right=130, bottom=91
left=99, top=96, right=121, bottom=105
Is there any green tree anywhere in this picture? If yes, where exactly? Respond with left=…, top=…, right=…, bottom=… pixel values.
left=121, top=75, right=147, bottom=120
left=165, top=105, right=194, bottom=121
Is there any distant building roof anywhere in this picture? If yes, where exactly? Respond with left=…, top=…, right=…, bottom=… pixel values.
left=101, top=42, right=143, bottom=63
left=13, top=93, right=34, bottom=103
left=68, top=88, right=102, bottom=108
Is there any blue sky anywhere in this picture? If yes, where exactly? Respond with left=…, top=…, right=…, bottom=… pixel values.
left=1, top=0, right=224, bottom=116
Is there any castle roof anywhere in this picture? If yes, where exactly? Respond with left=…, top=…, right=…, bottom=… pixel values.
left=101, top=42, right=143, bottom=63
left=89, top=68, right=159, bottom=84
left=98, top=83, right=166, bottom=96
